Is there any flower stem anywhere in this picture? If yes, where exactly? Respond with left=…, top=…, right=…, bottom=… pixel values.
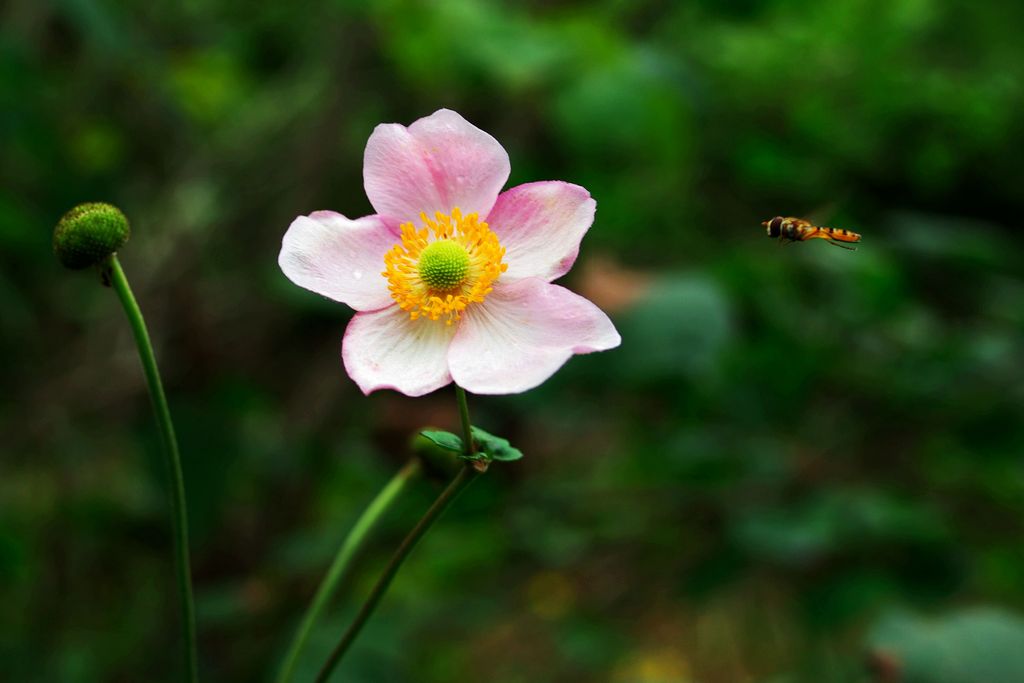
left=275, top=459, right=422, bottom=683
left=455, top=385, right=476, bottom=457
left=107, top=255, right=198, bottom=683
left=314, top=386, right=482, bottom=682
left=314, top=464, right=479, bottom=681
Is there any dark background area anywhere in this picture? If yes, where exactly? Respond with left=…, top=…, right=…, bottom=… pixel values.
left=2, top=1, right=1024, bottom=681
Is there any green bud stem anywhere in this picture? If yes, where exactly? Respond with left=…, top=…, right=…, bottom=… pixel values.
left=275, top=459, right=423, bottom=683
left=107, top=255, right=198, bottom=683
left=314, top=386, right=483, bottom=682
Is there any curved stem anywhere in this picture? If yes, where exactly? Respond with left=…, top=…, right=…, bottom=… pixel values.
left=314, top=464, right=478, bottom=682
left=107, top=255, right=198, bottom=682
left=275, top=459, right=422, bottom=683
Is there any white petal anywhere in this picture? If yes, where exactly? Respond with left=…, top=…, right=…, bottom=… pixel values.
left=363, top=109, right=510, bottom=225
left=278, top=211, right=397, bottom=312
left=342, top=305, right=456, bottom=396
left=448, top=278, right=621, bottom=395
left=486, top=181, right=596, bottom=282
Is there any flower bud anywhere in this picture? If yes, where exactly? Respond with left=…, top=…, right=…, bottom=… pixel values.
left=53, top=202, right=130, bottom=270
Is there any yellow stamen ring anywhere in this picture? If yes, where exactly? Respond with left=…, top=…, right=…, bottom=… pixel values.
left=382, top=207, right=507, bottom=325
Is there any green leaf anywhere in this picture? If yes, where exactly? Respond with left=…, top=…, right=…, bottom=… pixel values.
left=419, top=430, right=463, bottom=453
left=420, top=427, right=524, bottom=463
left=471, top=427, right=524, bottom=462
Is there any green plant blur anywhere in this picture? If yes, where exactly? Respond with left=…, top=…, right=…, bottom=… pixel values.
left=2, top=1, right=1023, bottom=682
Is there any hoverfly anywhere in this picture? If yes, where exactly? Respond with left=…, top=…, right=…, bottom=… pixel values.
left=762, top=216, right=861, bottom=250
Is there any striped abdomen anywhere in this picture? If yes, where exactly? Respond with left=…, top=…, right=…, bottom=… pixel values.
left=762, top=216, right=861, bottom=245
left=815, top=226, right=861, bottom=243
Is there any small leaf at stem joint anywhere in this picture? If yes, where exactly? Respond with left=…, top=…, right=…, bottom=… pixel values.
left=419, top=430, right=463, bottom=452
left=471, top=427, right=524, bottom=462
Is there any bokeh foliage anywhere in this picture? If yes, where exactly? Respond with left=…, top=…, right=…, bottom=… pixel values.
left=2, top=1, right=1023, bottom=681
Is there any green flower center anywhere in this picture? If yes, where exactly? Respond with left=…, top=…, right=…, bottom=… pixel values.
left=417, top=239, right=471, bottom=291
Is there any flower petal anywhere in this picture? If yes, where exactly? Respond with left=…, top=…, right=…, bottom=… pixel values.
left=363, top=109, right=510, bottom=225
left=342, top=305, right=456, bottom=396
left=279, top=211, right=397, bottom=312
left=448, top=278, right=621, bottom=395
left=486, top=181, right=596, bottom=282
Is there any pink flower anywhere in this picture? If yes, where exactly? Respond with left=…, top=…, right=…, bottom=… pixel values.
left=279, top=109, right=621, bottom=396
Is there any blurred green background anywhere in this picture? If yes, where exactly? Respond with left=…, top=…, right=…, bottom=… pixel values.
left=3, top=1, right=1024, bottom=681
